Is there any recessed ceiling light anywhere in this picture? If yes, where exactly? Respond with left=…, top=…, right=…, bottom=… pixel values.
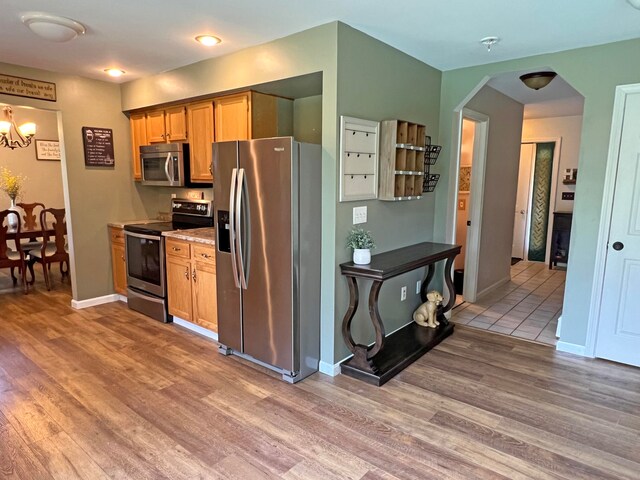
left=195, top=35, right=221, bottom=47
left=480, top=36, right=500, bottom=52
left=21, top=12, right=86, bottom=42
left=104, top=68, right=125, bottom=78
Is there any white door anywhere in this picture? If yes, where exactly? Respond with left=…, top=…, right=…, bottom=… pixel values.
left=595, top=91, right=640, bottom=367
left=512, top=143, right=534, bottom=259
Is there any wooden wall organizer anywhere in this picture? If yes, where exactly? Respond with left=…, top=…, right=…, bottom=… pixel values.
left=339, top=116, right=379, bottom=202
left=379, top=120, right=426, bottom=201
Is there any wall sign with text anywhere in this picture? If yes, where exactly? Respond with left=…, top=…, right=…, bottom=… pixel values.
left=82, top=127, right=115, bottom=167
left=35, top=140, right=61, bottom=161
left=0, top=74, right=56, bottom=102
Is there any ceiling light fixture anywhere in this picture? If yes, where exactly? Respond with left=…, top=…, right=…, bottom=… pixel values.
left=480, top=36, right=500, bottom=52
left=0, top=107, right=36, bottom=150
left=195, top=35, right=221, bottom=47
left=627, top=0, right=640, bottom=10
left=104, top=68, right=125, bottom=78
left=519, top=71, right=557, bottom=90
left=21, top=13, right=86, bottom=42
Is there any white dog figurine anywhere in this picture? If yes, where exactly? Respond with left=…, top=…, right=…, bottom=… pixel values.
left=413, top=290, right=444, bottom=328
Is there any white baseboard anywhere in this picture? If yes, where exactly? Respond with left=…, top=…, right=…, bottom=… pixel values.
left=556, top=341, right=586, bottom=357
left=475, top=275, right=511, bottom=301
left=319, top=360, right=341, bottom=377
left=172, top=316, right=218, bottom=342
left=556, top=315, right=562, bottom=338
left=71, top=294, right=121, bottom=310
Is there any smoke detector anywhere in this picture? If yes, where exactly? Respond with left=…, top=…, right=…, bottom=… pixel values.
left=22, top=12, right=86, bottom=42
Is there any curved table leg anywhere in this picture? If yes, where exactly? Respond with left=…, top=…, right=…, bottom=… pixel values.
left=341, top=277, right=387, bottom=374
left=341, top=276, right=360, bottom=353
left=420, top=264, right=435, bottom=302
left=441, top=255, right=456, bottom=325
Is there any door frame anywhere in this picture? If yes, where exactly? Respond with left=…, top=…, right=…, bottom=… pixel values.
left=453, top=108, right=489, bottom=303
left=519, top=137, right=562, bottom=265
left=585, top=83, right=640, bottom=357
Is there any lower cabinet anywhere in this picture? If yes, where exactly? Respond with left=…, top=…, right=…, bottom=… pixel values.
left=166, top=238, right=218, bottom=332
left=109, top=226, right=127, bottom=295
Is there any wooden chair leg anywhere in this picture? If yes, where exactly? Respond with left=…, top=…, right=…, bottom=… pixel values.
left=20, top=263, right=28, bottom=294
left=42, top=261, right=51, bottom=291
left=10, top=266, right=17, bottom=285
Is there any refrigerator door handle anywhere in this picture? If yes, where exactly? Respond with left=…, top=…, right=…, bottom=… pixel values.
left=229, top=168, right=241, bottom=288
left=235, top=168, right=249, bottom=289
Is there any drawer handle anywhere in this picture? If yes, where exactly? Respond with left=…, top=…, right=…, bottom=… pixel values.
left=200, top=253, right=211, bottom=259
left=172, top=247, right=181, bottom=251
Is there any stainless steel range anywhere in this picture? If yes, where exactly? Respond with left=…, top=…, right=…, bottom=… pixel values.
left=124, top=198, right=213, bottom=322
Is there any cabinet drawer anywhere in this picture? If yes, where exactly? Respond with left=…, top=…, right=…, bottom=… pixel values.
left=193, top=244, right=216, bottom=265
left=166, top=238, right=191, bottom=258
left=109, top=227, right=125, bottom=245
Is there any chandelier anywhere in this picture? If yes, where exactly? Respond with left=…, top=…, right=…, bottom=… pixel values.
left=0, top=106, right=37, bottom=150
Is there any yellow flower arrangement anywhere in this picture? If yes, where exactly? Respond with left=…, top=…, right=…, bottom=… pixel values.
left=0, top=167, right=26, bottom=201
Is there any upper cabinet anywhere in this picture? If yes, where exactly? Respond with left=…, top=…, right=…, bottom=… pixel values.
left=129, top=113, right=147, bottom=181
left=187, top=101, right=215, bottom=182
left=214, top=91, right=293, bottom=142
left=128, top=91, right=292, bottom=184
left=146, top=106, right=188, bottom=144
left=214, top=93, right=250, bottom=142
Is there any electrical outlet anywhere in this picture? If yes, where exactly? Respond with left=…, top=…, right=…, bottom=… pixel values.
left=416, top=280, right=421, bottom=294
left=401, top=286, right=407, bottom=301
left=353, top=206, right=367, bottom=224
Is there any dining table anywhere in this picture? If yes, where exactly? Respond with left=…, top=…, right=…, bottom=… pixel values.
left=5, top=225, right=57, bottom=285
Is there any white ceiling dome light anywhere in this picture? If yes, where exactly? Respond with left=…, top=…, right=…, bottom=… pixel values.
left=21, top=13, right=86, bottom=42
left=627, top=0, right=640, bottom=9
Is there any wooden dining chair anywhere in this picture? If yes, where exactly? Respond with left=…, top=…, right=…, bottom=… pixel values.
left=16, top=202, right=45, bottom=253
left=29, top=208, right=69, bottom=291
left=0, top=209, right=28, bottom=294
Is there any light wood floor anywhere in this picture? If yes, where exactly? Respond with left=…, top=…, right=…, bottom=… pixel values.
left=1, top=271, right=640, bottom=479
left=452, top=262, right=564, bottom=346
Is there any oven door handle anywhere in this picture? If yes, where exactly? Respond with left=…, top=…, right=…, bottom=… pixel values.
left=164, top=153, right=173, bottom=184
left=229, top=168, right=241, bottom=288
left=124, top=230, right=162, bottom=242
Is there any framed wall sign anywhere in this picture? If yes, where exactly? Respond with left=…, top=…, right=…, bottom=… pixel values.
left=0, top=74, right=56, bottom=102
left=82, top=127, right=115, bottom=167
left=35, top=140, right=61, bottom=161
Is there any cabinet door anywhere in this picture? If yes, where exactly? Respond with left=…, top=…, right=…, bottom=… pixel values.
left=214, top=93, right=250, bottom=142
left=192, top=260, right=218, bottom=332
left=111, top=242, right=127, bottom=295
left=187, top=102, right=214, bottom=182
left=130, top=113, right=147, bottom=180
left=165, top=106, right=188, bottom=142
left=146, top=110, right=167, bottom=143
left=166, top=256, right=193, bottom=320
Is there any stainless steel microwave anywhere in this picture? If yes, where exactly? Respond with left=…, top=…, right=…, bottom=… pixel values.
left=140, top=143, right=189, bottom=187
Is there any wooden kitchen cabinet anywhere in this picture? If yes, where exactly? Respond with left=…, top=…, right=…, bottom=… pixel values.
left=187, top=101, right=215, bottom=183
left=166, top=238, right=217, bottom=332
left=129, top=113, right=147, bottom=180
left=109, top=226, right=127, bottom=295
left=214, top=91, right=293, bottom=142
left=146, top=106, right=188, bottom=144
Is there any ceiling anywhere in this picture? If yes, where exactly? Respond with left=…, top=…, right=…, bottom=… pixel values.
left=2, top=1, right=640, bottom=84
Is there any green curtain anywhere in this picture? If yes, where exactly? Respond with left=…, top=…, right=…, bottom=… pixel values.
left=528, top=142, right=555, bottom=262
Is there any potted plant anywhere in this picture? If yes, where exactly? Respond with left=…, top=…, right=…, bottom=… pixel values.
left=346, top=227, right=375, bottom=265
left=0, top=167, right=26, bottom=229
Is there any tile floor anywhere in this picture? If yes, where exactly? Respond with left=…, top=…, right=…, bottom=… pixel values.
left=451, top=261, right=565, bottom=346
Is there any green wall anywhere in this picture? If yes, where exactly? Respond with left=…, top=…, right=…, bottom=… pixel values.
left=334, top=24, right=442, bottom=362
left=437, top=37, right=640, bottom=347
left=0, top=62, right=161, bottom=301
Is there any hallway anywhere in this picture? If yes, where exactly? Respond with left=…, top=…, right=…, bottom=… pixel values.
left=451, top=262, right=564, bottom=346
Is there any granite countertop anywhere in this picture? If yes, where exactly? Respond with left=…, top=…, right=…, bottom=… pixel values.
left=163, top=227, right=216, bottom=246
left=107, top=219, right=164, bottom=229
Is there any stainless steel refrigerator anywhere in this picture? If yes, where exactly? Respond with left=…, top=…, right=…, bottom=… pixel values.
left=213, top=137, right=321, bottom=383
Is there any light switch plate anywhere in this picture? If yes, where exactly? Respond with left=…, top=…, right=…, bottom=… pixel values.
left=353, top=206, right=367, bottom=224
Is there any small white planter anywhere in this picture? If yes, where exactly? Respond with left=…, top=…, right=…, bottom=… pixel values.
left=353, top=248, right=371, bottom=265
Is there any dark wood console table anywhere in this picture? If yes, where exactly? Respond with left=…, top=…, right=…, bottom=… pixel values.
left=340, top=242, right=461, bottom=386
